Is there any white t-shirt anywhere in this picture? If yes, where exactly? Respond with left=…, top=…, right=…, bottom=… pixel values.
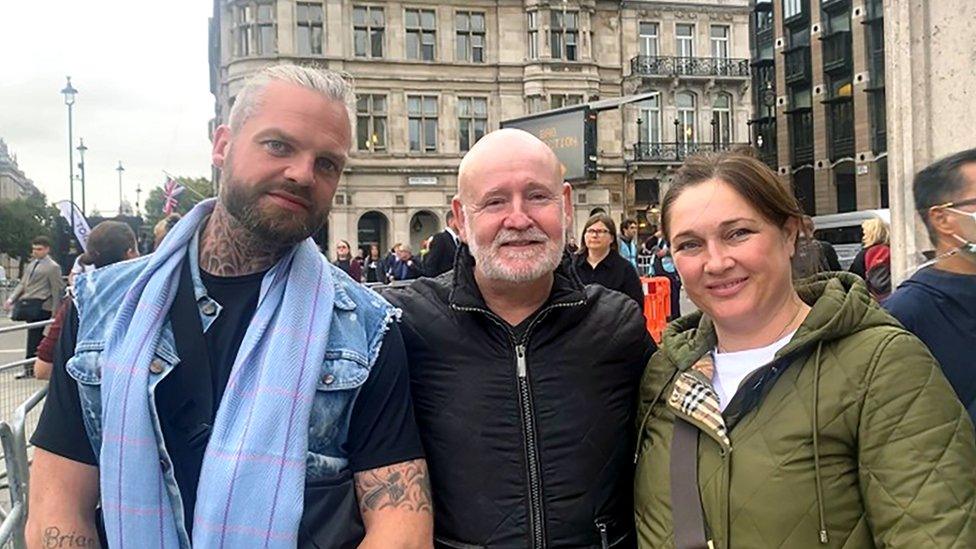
left=712, top=330, right=797, bottom=412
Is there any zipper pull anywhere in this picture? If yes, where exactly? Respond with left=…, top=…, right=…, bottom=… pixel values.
left=596, top=521, right=609, bottom=549
left=516, top=344, right=527, bottom=378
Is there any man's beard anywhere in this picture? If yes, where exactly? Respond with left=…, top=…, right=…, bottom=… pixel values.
left=219, top=163, right=327, bottom=246
left=466, top=208, right=566, bottom=283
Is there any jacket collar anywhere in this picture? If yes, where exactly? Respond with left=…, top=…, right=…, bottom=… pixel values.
left=448, top=244, right=586, bottom=311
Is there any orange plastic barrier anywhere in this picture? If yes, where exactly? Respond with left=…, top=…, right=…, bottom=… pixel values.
left=640, top=277, right=672, bottom=344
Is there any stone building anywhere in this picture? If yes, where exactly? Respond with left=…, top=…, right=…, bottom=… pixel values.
left=0, top=139, right=40, bottom=203
left=749, top=0, right=887, bottom=216
left=208, top=0, right=752, bottom=253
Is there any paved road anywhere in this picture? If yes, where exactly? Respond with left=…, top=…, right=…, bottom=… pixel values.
left=0, top=316, right=48, bottom=510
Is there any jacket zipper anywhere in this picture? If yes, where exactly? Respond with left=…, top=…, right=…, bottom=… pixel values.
left=596, top=521, right=609, bottom=549
left=452, top=299, right=583, bottom=549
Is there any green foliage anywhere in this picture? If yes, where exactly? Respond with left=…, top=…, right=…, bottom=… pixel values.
left=0, top=192, right=60, bottom=261
left=143, top=176, right=216, bottom=227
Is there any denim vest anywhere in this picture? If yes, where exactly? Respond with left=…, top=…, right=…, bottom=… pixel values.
left=69, top=237, right=394, bottom=540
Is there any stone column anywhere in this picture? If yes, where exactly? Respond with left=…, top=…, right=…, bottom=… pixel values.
left=885, top=0, right=976, bottom=282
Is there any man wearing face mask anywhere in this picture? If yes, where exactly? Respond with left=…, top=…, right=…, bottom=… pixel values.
left=885, top=147, right=976, bottom=425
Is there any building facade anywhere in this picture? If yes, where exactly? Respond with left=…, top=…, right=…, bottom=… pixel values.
left=0, top=139, right=40, bottom=203
left=209, top=0, right=752, bottom=253
left=750, top=0, right=887, bottom=216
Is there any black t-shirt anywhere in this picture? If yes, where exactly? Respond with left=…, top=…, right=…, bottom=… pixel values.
left=199, top=269, right=264, bottom=408
left=32, top=266, right=424, bottom=532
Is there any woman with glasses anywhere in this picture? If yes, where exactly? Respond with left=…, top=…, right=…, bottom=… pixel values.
left=571, top=212, right=644, bottom=305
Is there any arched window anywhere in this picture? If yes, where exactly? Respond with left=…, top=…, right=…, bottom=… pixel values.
left=712, top=93, right=733, bottom=145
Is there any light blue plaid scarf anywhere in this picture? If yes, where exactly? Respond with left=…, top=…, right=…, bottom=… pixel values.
left=99, top=198, right=335, bottom=547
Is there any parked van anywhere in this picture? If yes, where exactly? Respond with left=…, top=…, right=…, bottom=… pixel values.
left=812, top=209, right=890, bottom=269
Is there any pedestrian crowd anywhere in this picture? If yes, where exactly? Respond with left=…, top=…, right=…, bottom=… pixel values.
left=7, top=65, right=975, bottom=549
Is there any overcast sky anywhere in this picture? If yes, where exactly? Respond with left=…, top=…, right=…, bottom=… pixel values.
left=1, top=0, right=214, bottom=216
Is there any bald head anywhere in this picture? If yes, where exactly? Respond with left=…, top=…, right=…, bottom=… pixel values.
left=457, top=129, right=564, bottom=202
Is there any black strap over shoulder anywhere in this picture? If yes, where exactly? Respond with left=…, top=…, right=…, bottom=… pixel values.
left=670, top=418, right=710, bottom=549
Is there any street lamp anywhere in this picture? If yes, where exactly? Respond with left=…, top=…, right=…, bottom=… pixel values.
left=636, top=116, right=644, bottom=159
left=673, top=118, right=680, bottom=160
left=76, top=138, right=87, bottom=216
left=61, top=77, right=78, bottom=247
left=116, top=161, right=125, bottom=215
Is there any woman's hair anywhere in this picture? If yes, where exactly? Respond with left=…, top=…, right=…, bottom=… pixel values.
left=78, top=221, right=138, bottom=269
left=153, top=214, right=182, bottom=250
left=661, top=152, right=805, bottom=241
left=335, top=239, right=351, bottom=260
left=578, top=212, right=618, bottom=256
left=861, top=218, right=890, bottom=247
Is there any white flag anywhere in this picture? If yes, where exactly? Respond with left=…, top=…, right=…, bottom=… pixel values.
left=55, top=200, right=92, bottom=252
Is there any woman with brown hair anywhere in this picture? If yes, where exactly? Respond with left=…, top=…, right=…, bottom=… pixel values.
left=571, top=212, right=644, bottom=305
left=32, top=221, right=139, bottom=379
left=634, top=152, right=976, bottom=548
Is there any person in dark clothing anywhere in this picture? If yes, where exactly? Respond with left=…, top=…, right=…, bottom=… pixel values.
left=848, top=217, right=890, bottom=279
left=422, top=211, right=459, bottom=277
left=26, top=65, right=432, bottom=548
left=333, top=239, right=363, bottom=281
left=792, top=215, right=841, bottom=279
left=390, top=245, right=423, bottom=281
left=572, top=213, right=644, bottom=306
left=363, top=244, right=386, bottom=283
left=885, top=147, right=976, bottom=425
left=651, top=245, right=683, bottom=321
left=383, top=129, right=654, bottom=548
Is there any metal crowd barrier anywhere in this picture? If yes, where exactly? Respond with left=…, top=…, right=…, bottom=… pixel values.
left=0, top=320, right=53, bottom=548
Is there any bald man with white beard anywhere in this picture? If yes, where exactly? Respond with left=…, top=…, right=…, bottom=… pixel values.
left=382, top=129, right=655, bottom=549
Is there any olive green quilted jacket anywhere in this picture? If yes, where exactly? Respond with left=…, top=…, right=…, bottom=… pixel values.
left=635, top=273, right=976, bottom=548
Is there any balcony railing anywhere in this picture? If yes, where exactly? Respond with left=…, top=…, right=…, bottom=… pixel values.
left=630, top=56, right=750, bottom=78
left=633, top=141, right=749, bottom=162
left=822, top=32, right=852, bottom=73
left=783, top=48, right=810, bottom=84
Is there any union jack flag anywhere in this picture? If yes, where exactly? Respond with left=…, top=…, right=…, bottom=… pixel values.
left=162, top=178, right=185, bottom=215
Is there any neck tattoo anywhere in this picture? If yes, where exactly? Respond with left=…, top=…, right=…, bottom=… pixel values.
left=198, top=206, right=284, bottom=277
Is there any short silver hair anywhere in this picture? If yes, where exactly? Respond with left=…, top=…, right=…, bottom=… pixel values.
left=228, top=64, right=354, bottom=132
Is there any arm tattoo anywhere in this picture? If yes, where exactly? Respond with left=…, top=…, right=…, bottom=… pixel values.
left=42, top=527, right=97, bottom=548
left=355, top=459, right=433, bottom=514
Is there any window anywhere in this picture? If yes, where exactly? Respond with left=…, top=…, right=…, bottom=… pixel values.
left=550, top=10, right=579, bottom=61
left=456, top=11, right=486, bottom=63
left=823, top=10, right=850, bottom=34
left=408, top=95, right=439, bottom=152
left=790, top=86, right=812, bottom=109
left=527, top=12, right=538, bottom=59
left=296, top=3, right=324, bottom=55
left=639, top=22, right=659, bottom=57
left=406, top=9, right=437, bottom=61
left=676, top=24, right=695, bottom=58
left=234, top=1, right=277, bottom=57
left=353, top=6, right=384, bottom=58
left=356, top=94, right=387, bottom=152
left=638, top=94, right=662, bottom=143
left=676, top=92, right=697, bottom=145
left=712, top=93, right=732, bottom=144
left=710, top=25, right=729, bottom=59
left=783, top=0, right=803, bottom=19
left=550, top=94, right=584, bottom=109
left=527, top=95, right=544, bottom=113
left=457, top=97, right=488, bottom=152
left=756, top=9, right=774, bottom=32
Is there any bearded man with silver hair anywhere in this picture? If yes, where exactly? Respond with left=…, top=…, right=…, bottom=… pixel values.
left=382, top=129, right=655, bottom=548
